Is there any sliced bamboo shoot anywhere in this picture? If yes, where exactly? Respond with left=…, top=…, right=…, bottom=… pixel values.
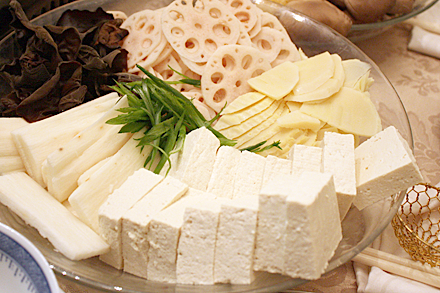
left=300, top=87, right=382, bottom=137
left=0, top=117, right=29, bottom=157
left=0, top=172, right=109, bottom=260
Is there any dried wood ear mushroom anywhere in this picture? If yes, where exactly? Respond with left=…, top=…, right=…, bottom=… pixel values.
left=286, top=0, right=352, bottom=36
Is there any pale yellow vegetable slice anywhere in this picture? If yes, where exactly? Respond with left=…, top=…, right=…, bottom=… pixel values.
left=285, top=101, right=302, bottom=112
left=287, top=54, right=344, bottom=103
left=292, top=51, right=335, bottom=95
left=300, top=87, right=382, bottom=137
left=221, top=92, right=266, bottom=115
left=276, top=110, right=322, bottom=132
left=342, top=59, right=372, bottom=89
left=234, top=104, right=288, bottom=148
left=217, top=100, right=283, bottom=139
left=247, top=61, right=299, bottom=100
left=214, top=97, right=275, bottom=130
left=256, top=127, right=306, bottom=158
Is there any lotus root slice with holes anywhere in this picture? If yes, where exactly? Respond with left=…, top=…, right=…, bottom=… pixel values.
left=161, top=0, right=241, bottom=63
left=218, top=0, right=262, bottom=34
left=201, top=44, right=272, bottom=112
left=251, top=27, right=284, bottom=63
left=121, top=9, right=164, bottom=69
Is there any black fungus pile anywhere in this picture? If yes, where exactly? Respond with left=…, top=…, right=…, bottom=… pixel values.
left=0, top=0, right=138, bottom=122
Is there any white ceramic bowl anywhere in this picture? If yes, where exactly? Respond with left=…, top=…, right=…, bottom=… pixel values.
left=0, top=0, right=413, bottom=292
left=0, top=222, right=60, bottom=293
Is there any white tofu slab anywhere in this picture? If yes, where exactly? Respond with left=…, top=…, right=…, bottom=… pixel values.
left=207, top=146, right=241, bottom=199
left=233, top=150, right=266, bottom=199
left=284, top=171, right=341, bottom=280
left=214, top=196, right=258, bottom=284
left=98, top=168, right=164, bottom=269
left=261, top=155, right=292, bottom=187
left=254, top=174, right=293, bottom=274
left=290, top=144, right=322, bottom=175
left=353, top=126, right=423, bottom=210
left=146, top=193, right=217, bottom=283
left=321, top=132, right=356, bottom=220
left=121, top=176, right=188, bottom=278
left=170, top=127, right=220, bottom=191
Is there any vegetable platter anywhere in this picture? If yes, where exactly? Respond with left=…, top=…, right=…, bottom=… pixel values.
left=0, top=0, right=416, bottom=292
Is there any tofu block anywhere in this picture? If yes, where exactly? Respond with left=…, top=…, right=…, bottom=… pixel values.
left=321, top=132, right=356, bottom=220
left=261, top=155, right=292, bottom=187
left=353, top=126, right=423, bottom=210
left=98, top=169, right=164, bottom=269
left=207, top=146, right=241, bottom=199
left=233, top=151, right=266, bottom=199
left=169, top=127, right=220, bottom=191
left=121, top=176, right=188, bottom=279
left=284, top=171, right=341, bottom=280
left=176, top=195, right=223, bottom=284
left=290, top=144, right=323, bottom=175
left=214, top=196, right=258, bottom=284
left=0, top=172, right=109, bottom=260
left=254, top=174, right=293, bottom=274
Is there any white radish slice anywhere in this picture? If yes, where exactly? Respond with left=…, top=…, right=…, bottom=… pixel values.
left=251, top=27, right=284, bottom=63
left=121, top=9, right=164, bottom=69
left=202, top=44, right=272, bottom=112
left=161, top=0, right=241, bottom=63
left=218, top=0, right=261, bottom=34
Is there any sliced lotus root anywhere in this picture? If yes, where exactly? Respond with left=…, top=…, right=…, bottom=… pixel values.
left=182, top=91, right=216, bottom=120
left=236, top=22, right=253, bottom=47
left=260, top=12, right=287, bottom=35
left=107, top=10, right=128, bottom=21
left=247, top=10, right=262, bottom=39
left=127, top=37, right=170, bottom=73
left=161, top=0, right=241, bottom=63
left=180, top=55, right=207, bottom=75
left=270, top=37, right=301, bottom=67
left=218, top=0, right=261, bottom=34
left=251, top=27, right=284, bottom=63
left=201, top=44, right=272, bottom=112
left=121, top=9, right=164, bottom=69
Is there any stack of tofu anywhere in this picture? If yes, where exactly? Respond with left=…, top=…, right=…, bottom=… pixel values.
left=97, top=124, right=423, bottom=284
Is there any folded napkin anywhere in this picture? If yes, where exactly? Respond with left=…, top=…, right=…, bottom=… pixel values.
left=407, top=1, right=440, bottom=59
left=354, top=182, right=440, bottom=293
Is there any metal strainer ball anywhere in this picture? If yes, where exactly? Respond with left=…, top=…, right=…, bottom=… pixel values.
left=392, top=183, right=440, bottom=267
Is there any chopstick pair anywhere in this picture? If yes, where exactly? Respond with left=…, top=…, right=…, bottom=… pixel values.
left=353, top=247, right=440, bottom=289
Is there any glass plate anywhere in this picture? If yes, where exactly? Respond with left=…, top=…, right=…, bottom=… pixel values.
left=348, top=0, right=439, bottom=42
left=0, top=0, right=413, bottom=292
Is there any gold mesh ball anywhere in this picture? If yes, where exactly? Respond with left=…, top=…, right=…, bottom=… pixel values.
left=392, top=183, right=440, bottom=267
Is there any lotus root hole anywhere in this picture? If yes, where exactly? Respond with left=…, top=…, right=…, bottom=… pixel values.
left=235, top=80, right=242, bottom=87
left=171, top=27, right=184, bottom=37
left=213, top=24, right=232, bottom=37
left=135, top=20, right=146, bottom=30
left=209, top=8, right=222, bottom=18
left=210, top=72, right=224, bottom=84
left=169, top=10, right=184, bottom=22
left=235, top=12, right=250, bottom=23
left=213, top=88, right=227, bottom=103
left=195, top=23, right=202, bottom=29
left=142, top=38, right=153, bottom=49
left=241, top=55, right=253, bottom=70
left=221, top=55, right=236, bottom=70
left=251, top=69, right=265, bottom=78
left=277, top=49, right=289, bottom=60
left=185, top=38, right=199, bottom=51
left=231, top=0, right=243, bottom=8
left=205, top=39, right=218, bottom=53
left=145, top=24, right=156, bottom=34
left=257, top=39, right=272, bottom=51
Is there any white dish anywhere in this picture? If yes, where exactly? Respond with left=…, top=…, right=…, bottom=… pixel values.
left=0, top=222, right=59, bottom=293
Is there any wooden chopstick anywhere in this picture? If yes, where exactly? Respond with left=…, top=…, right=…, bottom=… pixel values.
left=353, top=247, right=440, bottom=289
